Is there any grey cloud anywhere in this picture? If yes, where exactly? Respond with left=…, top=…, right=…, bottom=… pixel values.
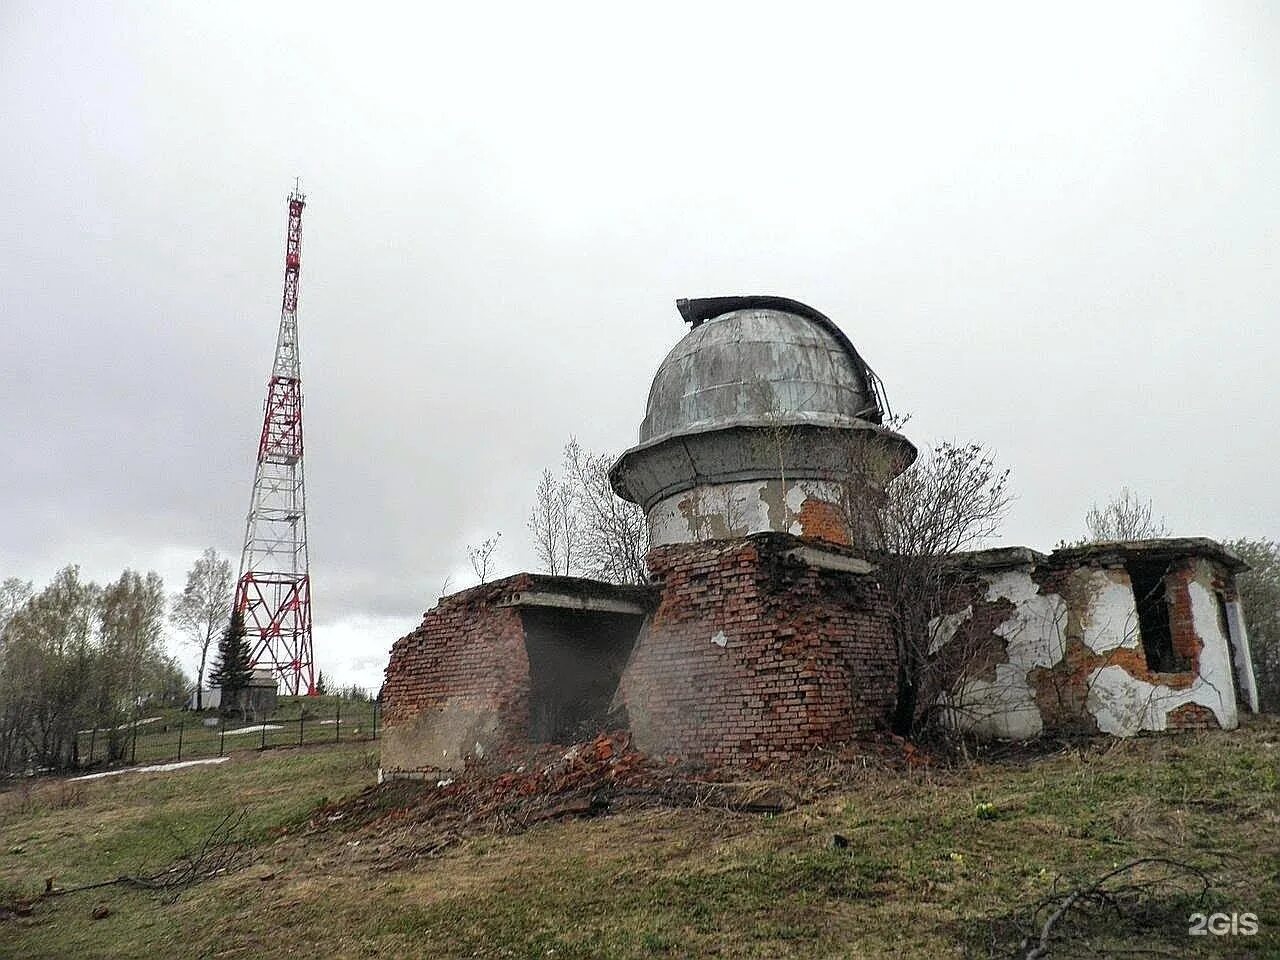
left=3, top=2, right=1277, bottom=685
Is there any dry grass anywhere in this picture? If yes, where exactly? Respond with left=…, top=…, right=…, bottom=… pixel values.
left=1, top=720, right=1277, bottom=959
left=0, top=778, right=86, bottom=817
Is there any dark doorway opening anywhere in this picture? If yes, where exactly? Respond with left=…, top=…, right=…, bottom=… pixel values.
left=1126, top=560, right=1188, bottom=673
left=521, top=609, right=644, bottom=743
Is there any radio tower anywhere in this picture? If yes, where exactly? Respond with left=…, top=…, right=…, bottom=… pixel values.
left=234, top=184, right=315, bottom=696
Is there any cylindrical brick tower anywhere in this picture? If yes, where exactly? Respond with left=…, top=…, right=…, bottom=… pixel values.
left=612, top=297, right=912, bottom=762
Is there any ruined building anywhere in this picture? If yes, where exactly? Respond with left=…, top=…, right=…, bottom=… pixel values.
left=380, top=297, right=1260, bottom=776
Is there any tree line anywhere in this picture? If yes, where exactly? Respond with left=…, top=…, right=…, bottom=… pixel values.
left=0, top=567, right=185, bottom=771
left=0, top=546, right=380, bottom=772
left=1, top=549, right=261, bottom=771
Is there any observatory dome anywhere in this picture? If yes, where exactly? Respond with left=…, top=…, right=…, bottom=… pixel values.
left=610, top=296, right=914, bottom=546
left=638, top=296, right=885, bottom=447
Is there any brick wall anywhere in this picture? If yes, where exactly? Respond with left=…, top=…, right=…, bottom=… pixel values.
left=380, top=576, right=533, bottom=774
left=620, top=533, right=897, bottom=764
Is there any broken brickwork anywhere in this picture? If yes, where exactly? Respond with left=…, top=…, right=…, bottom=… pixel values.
left=619, top=533, right=897, bottom=764
left=930, top=540, right=1258, bottom=739
left=381, top=579, right=531, bottom=775
left=380, top=574, right=650, bottom=777
left=381, top=298, right=1262, bottom=769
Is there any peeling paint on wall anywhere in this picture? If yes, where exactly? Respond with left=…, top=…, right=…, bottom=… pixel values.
left=933, top=569, right=1068, bottom=739
left=649, top=478, right=851, bottom=547
left=1086, top=568, right=1237, bottom=735
left=1076, top=570, right=1140, bottom=654
left=931, top=558, right=1243, bottom=740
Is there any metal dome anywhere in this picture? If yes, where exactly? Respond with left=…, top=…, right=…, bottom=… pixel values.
left=637, top=296, right=886, bottom=447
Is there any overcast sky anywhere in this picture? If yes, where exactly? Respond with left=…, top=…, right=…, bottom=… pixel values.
left=3, top=2, right=1277, bottom=691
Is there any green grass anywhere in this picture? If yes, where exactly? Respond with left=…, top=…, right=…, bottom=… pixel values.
left=71, top=695, right=380, bottom=766
left=2, top=721, right=1277, bottom=959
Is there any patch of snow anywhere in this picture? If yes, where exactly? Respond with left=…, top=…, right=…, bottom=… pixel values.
left=69, top=757, right=230, bottom=782
left=77, top=716, right=162, bottom=734
left=222, top=724, right=284, bottom=736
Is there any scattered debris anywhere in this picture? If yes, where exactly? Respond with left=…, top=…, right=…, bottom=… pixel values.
left=1012, top=858, right=1217, bottom=960
left=307, top=732, right=817, bottom=867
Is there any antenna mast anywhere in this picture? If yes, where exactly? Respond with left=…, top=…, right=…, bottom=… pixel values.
left=234, top=186, right=315, bottom=695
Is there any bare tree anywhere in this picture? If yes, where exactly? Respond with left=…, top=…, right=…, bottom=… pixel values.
left=825, top=427, right=1013, bottom=736
left=1083, top=487, right=1169, bottom=542
left=170, top=548, right=234, bottom=710
left=527, top=439, right=649, bottom=585
left=98, top=570, right=168, bottom=757
left=1228, top=537, right=1279, bottom=712
left=0, top=565, right=185, bottom=772
left=528, top=468, right=578, bottom=576
left=562, top=439, right=649, bottom=584
left=745, top=378, right=798, bottom=498
left=2, top=567, right=102, bottom=768
left=467, top=532, right=501, bottom=585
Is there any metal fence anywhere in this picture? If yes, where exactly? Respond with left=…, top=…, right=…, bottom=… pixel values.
left=74, top=700, right=380, bottom=770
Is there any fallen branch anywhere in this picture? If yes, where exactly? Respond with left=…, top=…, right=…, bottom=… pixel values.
left=1018, top=857, right=1214, bottom=960
left=38, top=808, right=250, bottom=905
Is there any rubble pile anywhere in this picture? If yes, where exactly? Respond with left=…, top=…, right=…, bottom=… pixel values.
left=307, top=732, right=804, bottom=866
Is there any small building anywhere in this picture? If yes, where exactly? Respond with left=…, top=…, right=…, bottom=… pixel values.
left=380, top=575, right=650, bottom=773
left=188, top=667, right=280, bottom=720
left=930, top=540, right=1259, bottom=738
left=380, top=296, right=1260, bottom=777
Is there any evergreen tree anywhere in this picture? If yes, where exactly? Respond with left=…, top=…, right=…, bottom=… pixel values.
left=208, top=610, right=254, bottom=696
left=314, top=670, right=328, bottom=695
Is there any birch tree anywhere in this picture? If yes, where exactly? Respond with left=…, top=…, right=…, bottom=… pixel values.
left=171, top=548, right=234, bottom=709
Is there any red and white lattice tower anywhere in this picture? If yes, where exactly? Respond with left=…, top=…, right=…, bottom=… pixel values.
left=234, top=185, right=315, bottom=696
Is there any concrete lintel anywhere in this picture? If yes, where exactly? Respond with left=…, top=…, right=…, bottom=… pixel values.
left=785, top=546, right=876, bottom=575
left=497, top=591, right=648, bottom=616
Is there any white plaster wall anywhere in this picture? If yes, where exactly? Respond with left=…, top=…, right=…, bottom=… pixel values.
left=1086, top=576, right=1237, bottom=735
left=647, top=478, right=850, bottom=546
left=932, top=564, right=1238, bottom=740
left=931, top=569, right=1068, bottom=740
left=1075, top=572, right=1140, bottom=653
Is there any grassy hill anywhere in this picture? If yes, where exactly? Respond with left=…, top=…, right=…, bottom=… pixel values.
left=1, top=719, right=1277, bottom=959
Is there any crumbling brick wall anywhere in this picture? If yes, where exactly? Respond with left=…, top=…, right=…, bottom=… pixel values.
left=930, top=550, right=1244, bottom=739
left=619, top=533, right=897, bottom=764
left=380, top=577, right=533, bottom=775
left=1024, top=559, right=1231, bottom=734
